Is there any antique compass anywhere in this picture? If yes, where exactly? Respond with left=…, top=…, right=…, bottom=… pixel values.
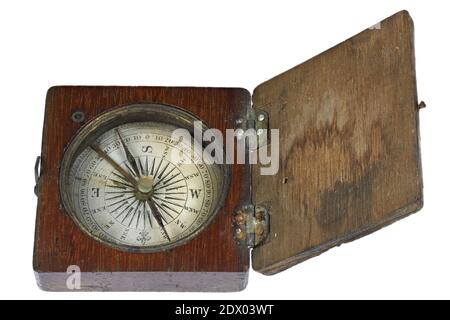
left=33, top=11, right=424, bottom=291
left=59, top=104, right=227, bottom=253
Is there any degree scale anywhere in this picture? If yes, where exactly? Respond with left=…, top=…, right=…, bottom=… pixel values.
left=33, top=11, right=424, bottom=291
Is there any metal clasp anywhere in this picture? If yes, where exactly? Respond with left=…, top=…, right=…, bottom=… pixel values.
left=34, top=156, right=41, bottom=196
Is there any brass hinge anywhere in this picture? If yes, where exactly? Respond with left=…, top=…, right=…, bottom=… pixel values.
left=233, top=204, right=269, bottom=248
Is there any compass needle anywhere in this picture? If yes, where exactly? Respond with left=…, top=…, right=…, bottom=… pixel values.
left=147, top=198, right=171, bottom=241
left=154, top=201, right=175, bottom=220
left=89, top=143, right=137, bottom=188
left=116, top=129, right=141, bottom=178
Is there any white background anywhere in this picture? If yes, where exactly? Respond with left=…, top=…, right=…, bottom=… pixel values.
left=0, top=0, right=448, bottom=299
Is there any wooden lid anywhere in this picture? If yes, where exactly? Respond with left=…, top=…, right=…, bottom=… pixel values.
left=251, top=11, right=423, bottom=274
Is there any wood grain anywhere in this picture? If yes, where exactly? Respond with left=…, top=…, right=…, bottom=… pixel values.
left=33, top=86, right=251, bottom=291
left=251, top=11, right=423, bottom=274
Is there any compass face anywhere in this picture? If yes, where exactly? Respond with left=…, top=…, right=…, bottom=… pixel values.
left=60, top=104, right=228, bottom=252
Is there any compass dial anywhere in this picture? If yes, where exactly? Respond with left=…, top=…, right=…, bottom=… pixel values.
left=60, top=105, right=228, bottom=252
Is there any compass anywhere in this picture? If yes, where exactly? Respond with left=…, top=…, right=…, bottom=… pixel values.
left=33, top=11, right=424, bottom=291
left=59, top=104, right=227, bottom=252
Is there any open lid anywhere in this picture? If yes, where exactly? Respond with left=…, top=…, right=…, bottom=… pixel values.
left=251, top=11, right=423, bottom=275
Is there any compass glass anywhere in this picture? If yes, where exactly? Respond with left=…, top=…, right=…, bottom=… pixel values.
left=60, top=104, right=228, bottom=252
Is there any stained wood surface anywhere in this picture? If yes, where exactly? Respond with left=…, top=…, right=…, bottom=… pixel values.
left=33, top=86, right=251, bottom=291
left=251, top=11, right=423, bottom=274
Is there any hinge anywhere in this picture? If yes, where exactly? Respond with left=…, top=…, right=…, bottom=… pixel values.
left=235, top=106, right=269, bottom=149
left=233, top=204, right=269, bottom=248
